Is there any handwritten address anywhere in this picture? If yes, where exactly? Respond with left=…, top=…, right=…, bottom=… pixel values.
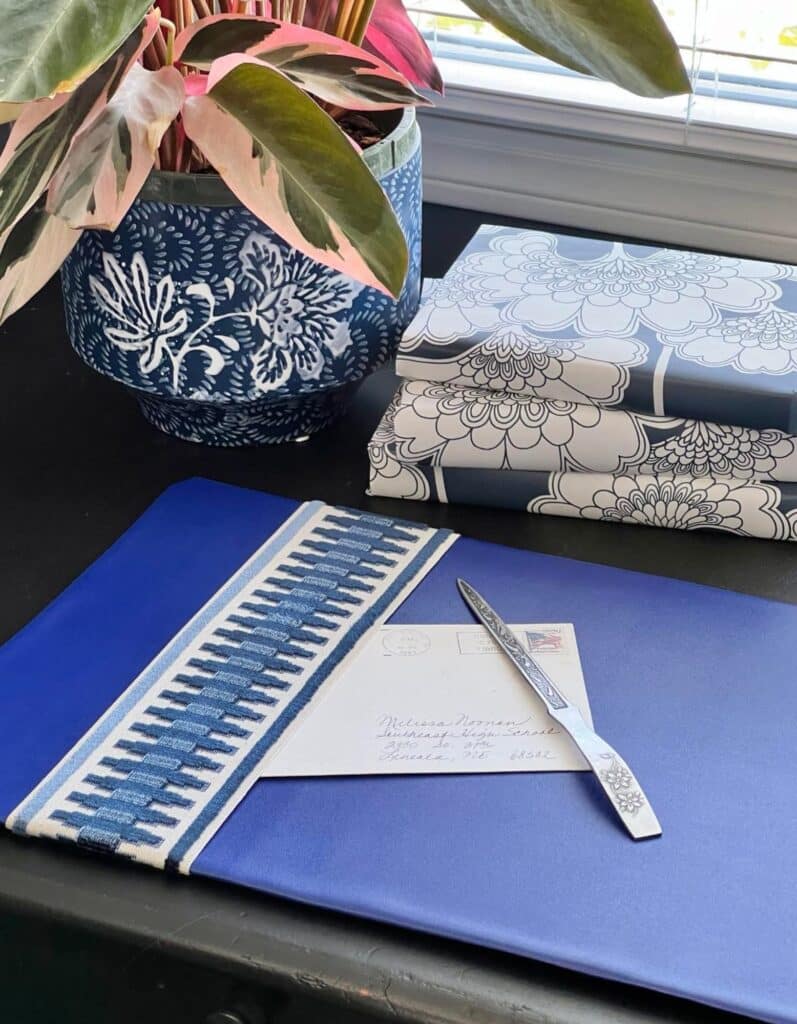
left=376, top=712, right=561, bottom=764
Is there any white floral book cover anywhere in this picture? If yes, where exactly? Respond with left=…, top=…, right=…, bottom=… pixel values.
left=367, top=396, right=797, bottom=543
left=380, top=379, right=797, bottom=482
left=398, top=226, right=797, bottom=434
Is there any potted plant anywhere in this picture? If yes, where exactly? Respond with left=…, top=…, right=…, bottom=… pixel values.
left=0, top=0, right=689, bottom=445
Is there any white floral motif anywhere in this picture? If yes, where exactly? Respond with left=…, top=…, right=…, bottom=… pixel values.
left=90, top=252, right=189, bottom=374
left=600, top=760, right=633, bottom=791
left=367, top=393, right=430, bottom=501
left=90, top=252, right=237, bottom=389
left=404, top=326, right=647, bottom=407
left=644, top=421, right=797, bottom=481
left=390, top=381, right=650, bottom=474
left=529, top=474, right=792, bottom=540
left=461, top=230, right=784, bottom=337
left=241, top=233, right=361, bottom=394
left=616, top=790, right=646, bottom=815
left=400, top=260, right=510, bottom=349
left=658, top=308, right=797, bottom=375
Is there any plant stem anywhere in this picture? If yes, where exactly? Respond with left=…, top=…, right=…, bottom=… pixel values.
left=152, top=22, right=169, bottom=66
left=142, top=40, right=159, bottom=69
left=294, top=0, right=307, bottom=24
left=179, top=130, right=193, bottom=172
left=332, top=0, right=355, bottom=38
left=160, top=18, right=177, bottom=63
left=159, top=124, right=177, bottom=170
left=191, top=0, right=213, bottom=15
left=349, top=0, right=374, bottom=45
left=314, top=0, right=331, bottom=31
left=349, top=0, right=367, bottom=39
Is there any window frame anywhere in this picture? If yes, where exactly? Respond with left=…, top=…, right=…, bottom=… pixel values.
left=417, top=55, right=797, bottom=261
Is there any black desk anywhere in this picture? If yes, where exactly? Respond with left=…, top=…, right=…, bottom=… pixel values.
left=1, top=204, right=792, bottom=1024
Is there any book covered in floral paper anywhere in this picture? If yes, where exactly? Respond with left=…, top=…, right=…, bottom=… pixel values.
left=368, top=388, right=797, bottom=542
left=367, top=241, right=797, bottom=541
left=383, top=379, right=797, bottom=481
left=397, top=226, right=797, bottom=433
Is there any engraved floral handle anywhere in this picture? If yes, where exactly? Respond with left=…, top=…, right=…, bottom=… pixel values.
left=549, top=705, right=661, bottom=839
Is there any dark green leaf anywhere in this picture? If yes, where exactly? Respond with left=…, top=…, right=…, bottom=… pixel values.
left=0, top=20, right=152, bottom=237
left=0, top=0, right=153, bottom=103
left=183, top=59, right=408, bottom=296
left=176, top=16, right=281, bottom=69
left=462, top=0, right=691, bottom=97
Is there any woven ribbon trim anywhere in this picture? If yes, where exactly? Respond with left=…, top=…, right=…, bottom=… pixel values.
left=8, top=501, right=455, bottom=872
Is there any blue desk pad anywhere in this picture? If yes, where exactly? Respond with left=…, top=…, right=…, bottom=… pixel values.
left=1, top=478, right=796, bottom=1023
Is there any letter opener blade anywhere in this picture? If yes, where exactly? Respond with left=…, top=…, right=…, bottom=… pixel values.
left=457, top=578, right=661, bottom=840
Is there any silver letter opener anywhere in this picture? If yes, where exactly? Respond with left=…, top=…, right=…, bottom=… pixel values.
left=458, top=578, right=661, bottom=840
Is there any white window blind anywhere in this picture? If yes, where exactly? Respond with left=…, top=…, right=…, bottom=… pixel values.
left=409, top=0, right=797, bottom=139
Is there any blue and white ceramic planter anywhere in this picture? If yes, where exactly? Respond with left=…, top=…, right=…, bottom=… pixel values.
left=61, top=109, right=422, bottom=445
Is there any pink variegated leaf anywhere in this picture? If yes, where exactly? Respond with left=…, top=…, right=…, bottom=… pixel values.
left=0, top=13, right=160, bottom=239
left=0, top=92, right=73, bottom=232
left=0, top=199, right=82, bottom=326
left=174, top=14, right=283, bottom=66
left=176, top=15, right=426, bottom=110
left=233, top=25, right=428, bottom=110
left=303, top=0, right=442, bottom=93
left=182, top=55, right=407, bottom=297
left=184, top=73, right=210, bottom=97
left=364, top=0, right=443, bottom=93
left=47, top=64, right=185, bottom=231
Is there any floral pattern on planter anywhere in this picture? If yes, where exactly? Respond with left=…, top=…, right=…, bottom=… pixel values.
left=137, top=384, right=359, bottom=446
left=61, top=119, right=422, bottom=445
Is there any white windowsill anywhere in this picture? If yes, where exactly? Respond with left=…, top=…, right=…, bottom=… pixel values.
left=417, top=57, right=797, bottom=261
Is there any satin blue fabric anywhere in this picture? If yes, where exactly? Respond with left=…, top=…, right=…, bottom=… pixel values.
left=1, top=479, right=795, bottom=1023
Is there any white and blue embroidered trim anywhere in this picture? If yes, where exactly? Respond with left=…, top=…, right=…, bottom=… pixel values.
left=7, top=501, right=456, bottom=873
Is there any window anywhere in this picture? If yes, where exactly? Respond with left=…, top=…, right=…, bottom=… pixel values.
left=410, top=1, right=797, bottom=142
left=410, top=2, right=797, bottom=263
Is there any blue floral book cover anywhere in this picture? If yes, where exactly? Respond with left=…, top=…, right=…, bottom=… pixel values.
left=398, top=226, right=797, bottom=432
left=368, top=389, right=797, bottom=542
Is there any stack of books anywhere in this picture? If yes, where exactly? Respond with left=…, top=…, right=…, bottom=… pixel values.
left=368, top=225, right=797, bottom=541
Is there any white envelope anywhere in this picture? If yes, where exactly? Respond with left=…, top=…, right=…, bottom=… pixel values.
left=261, top=624, right=592, bottom=777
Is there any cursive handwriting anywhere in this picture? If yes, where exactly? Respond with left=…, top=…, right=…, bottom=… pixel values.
left=377, top=713, right=559, bottom=742
left=375, top=712, right=561, bottom=766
